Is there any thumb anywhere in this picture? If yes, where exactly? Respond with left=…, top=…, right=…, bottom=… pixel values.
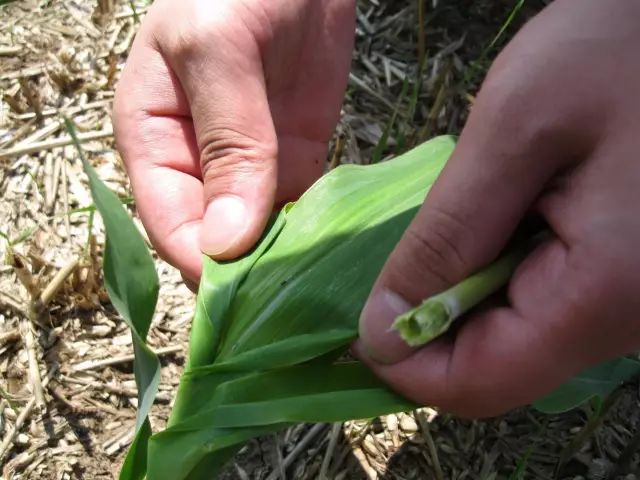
left=197, top=117, right=277, bottom=261
left=160, top=15, right=278, bottom=260
left=358, top=78, right=586, bottom=364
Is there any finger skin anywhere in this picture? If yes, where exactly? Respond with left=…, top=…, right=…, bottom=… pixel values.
left=358, top=0, right=640, bottom=417
left=114, top=34, right=205, bottom=281
left=114, top=0, right=356, bottom=281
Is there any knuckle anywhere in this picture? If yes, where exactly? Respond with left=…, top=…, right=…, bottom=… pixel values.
left=478, top=54, right=598, bottom=162
left=431, top=367, right=480, bottom=417
left=422, top=385, right=486, bottom=419
left=402, top=206, right=471, bottom=289
left=168, top=21, right=214, bottom=62
left=168, top=29, right=198, bottom=61
left=112, top=75, right=138, bottom=135
left=160, top=1, right=265, bottom=62
left=478, top=75, right=560, bottom=159
left=160, top=2, right=231, bottom=59
left=112, top=100, right=141, bottom=153
left=561, top=250, right=627, bottom=330
left=199, top=128, right=276, bottom=191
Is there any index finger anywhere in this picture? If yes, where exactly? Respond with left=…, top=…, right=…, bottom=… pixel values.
left=114, top=20, right=204, bottom=282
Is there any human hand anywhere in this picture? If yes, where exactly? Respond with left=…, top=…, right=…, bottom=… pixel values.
left=114, top=0, right=355, bottom=284
left=357, top=0, right=640, bottom=417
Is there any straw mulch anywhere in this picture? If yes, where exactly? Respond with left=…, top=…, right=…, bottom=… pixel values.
left=1, top=1, right=639, bottom=479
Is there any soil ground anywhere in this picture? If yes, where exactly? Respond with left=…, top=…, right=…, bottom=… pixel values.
left=1, top=1, right=640, bottom=479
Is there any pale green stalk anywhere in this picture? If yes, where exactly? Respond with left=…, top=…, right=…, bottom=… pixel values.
left=393, top=246, right=527, bottom=346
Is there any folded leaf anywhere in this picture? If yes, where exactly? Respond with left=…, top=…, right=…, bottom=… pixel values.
left=65, top=119, right=160, bottom=480
left=146, top=136, right=455, bottom=479
left=187, top=210, right=288, bottom=369
left=114, top=134, right=640, bottom=479
left=65, top=118, right=160, bottom=432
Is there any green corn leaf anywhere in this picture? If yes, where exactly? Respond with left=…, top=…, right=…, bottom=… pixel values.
left=533, top=357, right=640, bottom=414
left=65, top=118, right=160, bottom=429
left=187, top=210, right=289, bottom=369
left=64, top=119, right=160, bottom=480
left=115, top=133, right=640, bottom=478
left=150, top=365, right=414, bottom=480
left=214, top=140, right=451, bottom=360
left=180, top=364, right=414, bottom=429
left=119, top=419, right=152, bottom=480
left=149, top=426, right=279, bottom=480
left=145, top=135, right=455, bottom=479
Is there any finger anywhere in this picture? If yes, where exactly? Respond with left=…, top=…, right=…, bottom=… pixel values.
left=359, top=123, right=640, bottom=417
left=356, top=237, right=600, bottom=417
left=358, top=100, right=565, bottom=362
left=181, top=272, right=199, bottom=294
left=156, top=4, right=279, bottom=260
left=357, top=19, right=603, bottom=363
left=114, top=23, right=204, bottom=283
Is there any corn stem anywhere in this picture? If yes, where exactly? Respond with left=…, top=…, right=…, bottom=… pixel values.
left=392, top=245, right=528, bottom=346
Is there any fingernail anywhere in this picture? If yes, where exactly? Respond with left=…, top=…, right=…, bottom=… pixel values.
left=200, top=195, right=248, bottom=256
left=358, top=289, right=417, bottom=364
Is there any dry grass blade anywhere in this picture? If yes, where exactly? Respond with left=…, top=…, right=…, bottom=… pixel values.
left=0, top=128, right=114, bottom=160
left=0, top=328, right=20, bottom=346
left=5, top=248, right=45, bottom=407
left=71, top=345, right=182, bottom=372
left=319, top=422, right=342, bottom=480
left=19, top=314, right=44, bottom=407
left=34, top=256, right=79, bottom=312
left=264, top=424, right=327, bottom=480
left=0, top=368, right=56, bottom=462
left=415, top=410, right=443, bottom=480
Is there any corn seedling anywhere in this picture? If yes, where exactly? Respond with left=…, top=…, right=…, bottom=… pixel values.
left=65, top=126, right=640, bottom=479
left=65, top=118, right=160, bottom=477
left=0, top=226, right=38, bottom=247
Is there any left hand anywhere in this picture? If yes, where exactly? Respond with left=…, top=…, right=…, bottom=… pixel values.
left=113, top=0, right=355, bottom=285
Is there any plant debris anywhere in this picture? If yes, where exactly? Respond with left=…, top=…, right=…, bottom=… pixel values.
left=1, top=1, right=639, bottom=479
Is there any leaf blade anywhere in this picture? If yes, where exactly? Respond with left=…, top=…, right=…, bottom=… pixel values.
left=64, top=118, right=160, bottom=480
left=533, top=357, right=640, bottom=414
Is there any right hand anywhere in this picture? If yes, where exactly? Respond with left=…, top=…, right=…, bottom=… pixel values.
left=114, top=0, right=356, bottom=285
left=357, top=0, right=640, bottom=417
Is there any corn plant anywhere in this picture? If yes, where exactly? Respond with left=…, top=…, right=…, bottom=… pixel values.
left=66, top=126, right=640, bottom=479
left=65, top=118, right=160, bottom=478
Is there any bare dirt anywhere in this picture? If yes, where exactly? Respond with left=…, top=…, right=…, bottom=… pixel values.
left=1, top=1, right=639, bottom=479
